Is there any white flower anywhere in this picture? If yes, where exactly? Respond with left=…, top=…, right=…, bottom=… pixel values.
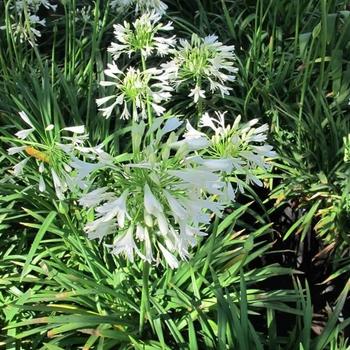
left=169, top=120, right=210, bottom=151
left=144, top=183, right=163, bottom=216
left=169, top=169, right=224, bottom=195
left=63, top=125, right=85, bottom=134
left=109, top=226, right=142, bottom=263
left=199, top=111, right=226, bottom=133
left=79, top=187, right=113, bottom=208
left=177, top=224, right=206, bottom=259
left=39, top=175, right=46, bottom=192
left=222, top=182, right=236, bottom=202
left=188, top=85, right=206, bottom=103
left=9, top=111, right=101, bottom=199
left=155, top=212, right=169, bottom=235
left=96, top=190, right=130, bottom=228
left=7, top=1, right=56, bottom=44
left=39, top=162, right=45, bottom=173
left=136, top=224, right=146, bottom=240
left=197, top=111, right=276, bottom=191
left=184, top=120, right=207, bottom=140
left=97, top=64, right=172, bottom=120
left=190, top=156, right=234, bottom=173
left=13, top=158, right=29, bottom=176
left=29, top=15, right=46, bottom=27
left=45, top=124, right=54, bottom=131
left=164, top=190, right=188, bottom=223
left=108, top=11, right=174, bottom=59
left=143, top=227, right=153, bottom=263
left=158, top=242, right=179, bottom=269
left=85, top=217, right=116, bottom=241
left=163, top=34, right=238, bottom=99
left=19, top=111, right=34, bottom=128
left=69, top=157, right=103, bottom=188
left=8, top=146, right=26, bottom=155
left=77, top=118, right=242, bottom=268
left=12, top=0, right=57, bottom=12
left=15, top=128, right=35, bottom=140
left=51, top=169, right=66, bottom=200
left=171, top=137, right=210, bottom=151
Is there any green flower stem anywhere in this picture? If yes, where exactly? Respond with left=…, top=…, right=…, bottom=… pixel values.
left=196, top=78, right=203, bottom=126
left=141, top=55, right=154, bottom=141
left=139, top=260, right=151, bottom=335
left=198, top=215, right=220, bottom=290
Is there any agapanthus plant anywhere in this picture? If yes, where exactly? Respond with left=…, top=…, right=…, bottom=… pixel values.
left=6, top=111, right=111, bottom=199
left=2, top=0, right=57, bottom=43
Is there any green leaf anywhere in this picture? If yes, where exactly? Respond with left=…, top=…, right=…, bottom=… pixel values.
left=20, top=211, right=57, bottom=281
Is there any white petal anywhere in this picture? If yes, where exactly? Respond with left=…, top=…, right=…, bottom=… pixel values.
left=85, top=217, right=115, bottom=241
left=136, top=224, right=145, bottom=241
left=156, top=212, right=168, bottom=235
left=15, top=128, right=34, bottom=140
left=63, top=125, right=85, bottom=134
left=13, top=158, right=29, bottom=176
left=160, top=117, right=183, bottom=136
left=8, top=146, right=26, bottom=155
left=19, top=111, right=34, bottom=128
left=39, top=176, right=46, bottom=192
left=144, top=183, right=163, bottom=216
left=45, top=124, right=54, bottom=131
left=158, top=243, right=179, bottom=269
left=79, top=187, right=111, bottom=208
left=184, top=120, right=206, bottom=140
left=39, top=162, right=45, bottom=173
left=144, top=228, right=153, bottom=263
left=96, top=95, right=116, bottom=107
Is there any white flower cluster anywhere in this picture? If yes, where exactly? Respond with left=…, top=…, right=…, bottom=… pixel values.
left=78, top=113, right=275, bottom=268
left=79, top=118, right=222, bottom=268
left=87, top=12, right=274, bottom=269
left=3, top=0, right=57, bottom=43
left=7, top=112, right=111, bottom=199
left=163, top=34, right=238, bottom=101
left=108, top=11, right=175, bottom=59
left=97, top=63, right=172, bottom=120
left=184, top=112, right=276, bottom=193
left=110, top=0, right=168, bottom=15
left=97, top=13, right=238, bottom=119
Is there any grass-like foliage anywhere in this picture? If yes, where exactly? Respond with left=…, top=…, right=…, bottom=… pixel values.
left=0, top=0, right=349, bottom=349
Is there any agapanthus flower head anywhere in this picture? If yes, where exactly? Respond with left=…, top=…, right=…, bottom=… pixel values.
left=108, top=11, right=175, bottom=59
left=97, top=62, right=172, bottom=120
left=75, top=5, right=92, bottom=23
left=110, top=0, right=168, bottom=16
left=4, top=0, right=57, bottom=43
left=7, top=112, right=109, bottom=199
left=78, top=117, right=233, bottom=268
left=163, top=34, right=238, bottom=102
left=176, top=111, right=276, bottom=193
